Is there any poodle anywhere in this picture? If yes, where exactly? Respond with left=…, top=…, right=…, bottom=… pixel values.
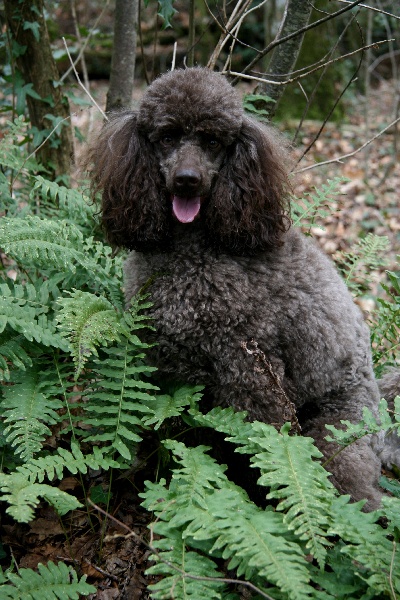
left=88, top=67, right=399, bottom=510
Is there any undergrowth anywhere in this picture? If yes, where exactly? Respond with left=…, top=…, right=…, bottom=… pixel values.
left=0, top=117, right=399, bottom=598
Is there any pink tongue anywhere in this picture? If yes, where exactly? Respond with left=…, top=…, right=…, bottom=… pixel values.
left=172, top=196, right=201, bottom=223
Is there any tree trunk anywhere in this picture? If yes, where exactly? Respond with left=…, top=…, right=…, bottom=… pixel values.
left=4, top=0, right=74, bottom=178
left=255, top=0, right=313, bottom=118
left=106, top=0, right=139, bottom=112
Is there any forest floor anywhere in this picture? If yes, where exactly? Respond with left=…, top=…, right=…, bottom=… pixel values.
left=1, top=77, right=399, bottom=599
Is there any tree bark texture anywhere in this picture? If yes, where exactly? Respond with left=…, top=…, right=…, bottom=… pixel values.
left=4, top=0, right=74, bottom=178
left=106, top=0, right=139, bottom=112
left=256, top=0, right=313, bottom=118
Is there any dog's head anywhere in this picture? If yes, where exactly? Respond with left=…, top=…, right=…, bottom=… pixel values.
left=89, top=68, right=290, bottom=254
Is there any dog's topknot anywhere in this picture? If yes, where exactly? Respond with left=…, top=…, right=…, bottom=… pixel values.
left=137, top=68, right=244, bottom=144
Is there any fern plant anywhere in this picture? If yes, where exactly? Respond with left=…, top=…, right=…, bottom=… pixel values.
left=0, top=561, right=95, bottom=599
left=290, top=177, right=344, bottom=229
left=140, top=409, right=400, bottom=599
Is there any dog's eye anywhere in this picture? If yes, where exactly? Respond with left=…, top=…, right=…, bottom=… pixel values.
left=208, top=139, right=220, bottom=150
left=161, top=134, right=174, bottom=146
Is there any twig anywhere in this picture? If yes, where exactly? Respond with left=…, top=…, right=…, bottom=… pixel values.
left=224, top=39, right=393, bottom=87
left=232, top=0, right=367, bottom=83
left=62, top=37, right=108, bottom=121
left=171, top=41, right=177, bottom=71
left=88, top=500, right=277, bottom=600
left=241, top=339, right=301, bottom=433
left=60, top=0, right=110, bottom=83
left=294, top=114, right=400, bottom=174
left=337, top=0, right=400, bottom=21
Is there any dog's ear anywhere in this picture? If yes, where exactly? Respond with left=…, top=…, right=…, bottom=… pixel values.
left=87, top=112, right=170, bottom=250
left=206, top=117, right=291, bottom=253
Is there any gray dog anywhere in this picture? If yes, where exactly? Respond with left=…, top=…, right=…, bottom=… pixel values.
left=88, top=67, right=399, bottom=510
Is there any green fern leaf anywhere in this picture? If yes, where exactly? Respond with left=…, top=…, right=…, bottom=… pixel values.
left=0, top=215, right=85, bottom=271
left=0, top=282, right=68, bottom=350
left=0, top=472, right=81, bottom=522
left=144, top=385, right=203, bottom=429
left=1, top=560, right=95, bottom=598
left=1, top=366, right=63, bottom=460
left=17, top=442, right=121, bottom=484
left=291, top=178, right=344, bottom=228
left=371, top=266, right=400, bottom=371
left=325, top=398, right=397, bottom=446
left=0, top=116, right=38, bottom=173
left=147, top=521, right=230, bottom=599
left=337, top=233, right=390, bottom=296
left=142, top=441, right=314, bottom=600
left=57, top=290, right=122, bottom=376
left=328, top=495, right=400, bottom=596
left=81, top=343, right=156, bottom=461
left=31, top=175, right=96, bottom=224
left=190, top=408, right=335, bottom=569
left=248, top=422, right=335, bottom=569
left=0, top=331, right=32, bottom=381
left=0, top=214, right=125, bottom=306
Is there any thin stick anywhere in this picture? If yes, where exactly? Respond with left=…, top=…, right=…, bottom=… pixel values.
left=62, top=37, right=108, bottom=121
left=294, top=115, right=400, bottom=174
left=232, top=0, right=367, bottom=83
left=171, top=41, right=177, bottom=71
left=224, top=39, right=393, bottom=86
left=88, top=500, right=276, bottom=600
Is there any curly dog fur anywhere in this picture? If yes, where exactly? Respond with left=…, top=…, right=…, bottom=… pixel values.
left=88, top=67, right=399, bottom=510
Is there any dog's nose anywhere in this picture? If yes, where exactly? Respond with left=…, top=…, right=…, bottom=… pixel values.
left=174, top=169, right=201, bottom=192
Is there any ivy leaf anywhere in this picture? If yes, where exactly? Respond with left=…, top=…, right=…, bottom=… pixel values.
left=23, top=20, right=41, bottom=42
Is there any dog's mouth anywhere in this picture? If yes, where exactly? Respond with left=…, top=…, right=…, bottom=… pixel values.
left=172, top=195, right=202, bottom=224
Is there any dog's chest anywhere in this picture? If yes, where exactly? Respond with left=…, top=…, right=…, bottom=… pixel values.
left=148, top=256, right=250, bottom=340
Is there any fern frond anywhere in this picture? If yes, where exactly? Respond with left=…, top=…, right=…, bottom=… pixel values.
left=57, top=290, right=122, bottom=377
left=143, top=385, right=204, bottom=429
left=31, top=175, right=96, bottom=226
left=0, top=215, right=85, bottom=271
left=0, top=472, right=81, bottom=522
left=248, top=422, right=335, bottom=569
left=371, top=267, right=400, bottom=370
left=337, top=233, right=390, bottom=296
left=0, top=282, right=68, bottom=350
left=1, top=561, right=95, bottom=598
left=81, top=343, right=156, bottom=461
left=191, top=407, right=335, bottom=568
left=0, top=331, right=32, bottom=381
left=291, top=178, right=344, bottom=228
left=0, top=215, right=124, bottom=306
left=325, top=398, right=397, bottom=446
left=328, top=495, right=400, bottom=597
left=142, top=441, right=314, bottom=600
left=17, top=442, right=121, bottom=484
left=1, top=366, right=63, bottom=460
left=0, top=115, right=37, bottom=173
left=146, top=519, right=232, bottom=600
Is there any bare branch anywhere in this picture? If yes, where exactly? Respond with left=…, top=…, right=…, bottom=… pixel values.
left=62, top=37, right=108, bottom=121
left=60, top=0, right=110, bottom=84
left=232, top=0, right=367, bottom=83
left=337, top=0, right=400, bottom=21
left=224, top=39, right=393, bottom=86
left=293, top=115, right=400, bottom=174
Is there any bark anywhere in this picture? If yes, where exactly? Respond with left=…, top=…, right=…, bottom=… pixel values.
left=255, top=0, right=313, bottom=118
left=4, top=0, right=74, bottom=178
left=106, top=0, right=139, bottom=112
